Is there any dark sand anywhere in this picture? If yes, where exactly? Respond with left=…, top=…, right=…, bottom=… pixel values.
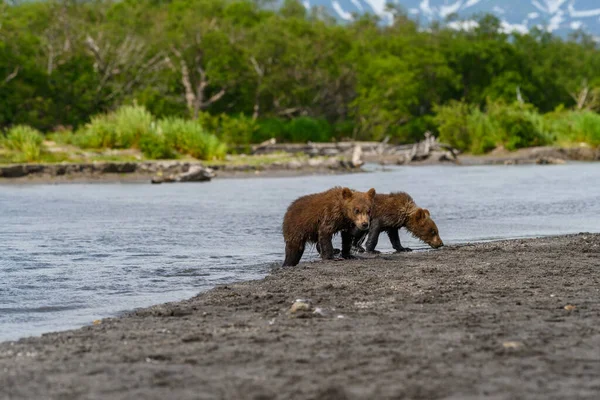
left=1, top=234, right=599, bottom=399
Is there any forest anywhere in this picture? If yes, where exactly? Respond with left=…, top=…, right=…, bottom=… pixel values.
left=1, top=0, right=600, bottom=161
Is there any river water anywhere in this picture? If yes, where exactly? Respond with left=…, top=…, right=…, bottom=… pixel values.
left=1, top=163, right=599, bottom=341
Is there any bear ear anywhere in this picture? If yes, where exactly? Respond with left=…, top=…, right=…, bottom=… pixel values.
left=423, top=209, right=430, bottom=217
left=414, top=208, right=427, bottom=222
left=367, top=188, right=376, bottom=200
left=341, top=188, right=353, bottom=200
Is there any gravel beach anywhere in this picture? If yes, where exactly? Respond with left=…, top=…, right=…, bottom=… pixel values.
left=1, top=234, right=599, bottom=399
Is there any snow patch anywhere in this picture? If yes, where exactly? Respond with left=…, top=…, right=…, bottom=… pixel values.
left=570, top=21, right=584, bottom=30
left=541, top=0, right=568, bottom=14
left=568, top=4, right=600, bottom=18
left=447, top=19, right=479, bottom=31
left=464, top=0, right=481, bottom=9
left=547, top=10, right=564, bottom=31
left=440, top=0, right=463, bottom=18
left=332, top=0, right=353, bottom=20
left=419, top=0, right=435, bottom=18
left=501, top=20, right=529, bottom=34
left=350, top=0, right=364, bottom=12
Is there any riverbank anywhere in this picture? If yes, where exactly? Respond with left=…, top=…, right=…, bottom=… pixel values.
left=1, top=234, right=598, bottom=399
left=0, top=156, right=362, bottom=184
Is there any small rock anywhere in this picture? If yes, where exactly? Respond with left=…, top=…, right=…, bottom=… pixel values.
left=502, top=341, right=523, bottom=349
left=287, top=160, right=302, bottom=170
left=92, top=320, right=101, bottom=325
left=307, top=158, right=324, bottom=167
left=290, top=299, right=313, bottom=313
left=313, top=307, right=326, bottom=317
left=536, top=157, right=566, bottom=165
left=564, top=304, right=576, bottom=311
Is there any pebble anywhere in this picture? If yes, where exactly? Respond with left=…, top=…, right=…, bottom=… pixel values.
left=502, top=341, right=523, bottom=349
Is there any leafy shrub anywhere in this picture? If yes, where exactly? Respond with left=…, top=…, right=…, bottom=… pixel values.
left=394, top=116, right=437, bottom=144
left=3, top=125, right=45, bottom=162
left=255, top=118, right=286, bottom=143
left=466, top=108, right=498, bottom=154
left=158, top=117, right=226, bottom=160
left=218, top=113, right=258, bottom=145
left=139, top=128, right=177, bottom=160
left=283, top=117, right=332, bottom=143
left=486, top=101, right=550, bottom=150
left=332, top=120, right=356, bottom=140
left=75, top=105, right=154, bottom=149
left=434, top=100, right=474, bottom=151
left=435, top=100, right=551, bottom=153
left=545, top=110, right=600, bottom=147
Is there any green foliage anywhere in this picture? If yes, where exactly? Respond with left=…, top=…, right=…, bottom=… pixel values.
left=434, top=101, right=474, bottom=151
left=545, top=110, right=600, bottom=147
left=284, top=117, right=332, bottom=142
left=75, top=105, right=154, bottom=149
left=2, top=125, right=45, bottom=162
left=158, top=118, right=226, bottom=160
left=67, top=105, right=226, bottom=160
left=435, top=100, right=551, bottom=154
left=139, top=131, right=177, bottom=160
left=2, top=0, right=600, bottom=152
left=255, top=118, right=286, bottom=143
left=486, top=101, right=550, bottom=150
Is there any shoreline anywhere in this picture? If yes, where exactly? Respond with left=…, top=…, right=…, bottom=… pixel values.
left=0, top=158, right=363, bottom=184
left=1, top=234, right=599, bottom=399
left=1, top=144, right=598, bottom=184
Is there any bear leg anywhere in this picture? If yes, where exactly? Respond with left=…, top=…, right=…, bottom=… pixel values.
left=318, top=233, right=335, bottom=260
left=282, top=241, right=305, bottom=267
left=341, top=230, right=357, bottom=259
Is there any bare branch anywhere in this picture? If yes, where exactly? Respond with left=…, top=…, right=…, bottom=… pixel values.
left=2, top=66, right=19, bottom=85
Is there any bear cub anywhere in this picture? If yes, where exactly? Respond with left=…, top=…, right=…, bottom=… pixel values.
left=353, top=192, right=443, bottom=253
left=282, top=187, right=376, bottom=267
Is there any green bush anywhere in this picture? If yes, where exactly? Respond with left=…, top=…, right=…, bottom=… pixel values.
left=434, top=100, right=474, bottom=151
left=545, top=110, right=600, bottom=147
left=218, top=113, right=258, bottom=145
left=2, top=125, right=45, bottom=162
left=75, top=105, right=154, bottom=149
left=283, top=117, right=332, bottom=143
left=139, top=130, right=177, bottom=160
left=435, top=100, right=551, bottom=154
left=255, top=118, right=286, bottom=142
left=486, top=101, right=550, bottom=150
left=332, top=120, right=356, bottom=140
left=394, top=116, right=437, bottom=144
left=158, top=117, right=226, bottom=160
left=466, top=108, right=499, bottom=154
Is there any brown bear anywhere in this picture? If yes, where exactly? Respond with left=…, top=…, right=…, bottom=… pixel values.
left=282, top=187, right=376, bottom=267
left=352, top=192, right=443, bottom=253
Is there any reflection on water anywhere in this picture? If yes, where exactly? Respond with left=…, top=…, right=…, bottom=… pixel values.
left=1, top=163, right=599, bottom=341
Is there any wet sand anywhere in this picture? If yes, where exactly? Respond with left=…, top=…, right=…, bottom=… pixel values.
left=1, top=234, right=599, bottom=399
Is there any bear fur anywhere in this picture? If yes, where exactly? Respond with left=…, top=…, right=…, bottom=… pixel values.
left=352, top=192, right=443, bottom=253
left=282, top=187, right=376, bottom=267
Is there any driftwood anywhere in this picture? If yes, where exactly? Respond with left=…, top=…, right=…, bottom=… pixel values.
left=250, top=132, right=459, bottom=165
left=151, top=165, right=214, bottom=184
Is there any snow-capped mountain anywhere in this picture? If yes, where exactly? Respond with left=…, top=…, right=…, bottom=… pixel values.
left=302, top=0, right=600, bottom=36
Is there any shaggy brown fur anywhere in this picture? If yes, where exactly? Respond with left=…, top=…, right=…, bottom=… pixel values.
left=282, top=187, right=376, bottom=266
left=353, top=192, right=443, bottom=253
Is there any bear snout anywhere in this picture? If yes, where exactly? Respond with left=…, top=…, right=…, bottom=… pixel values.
left=361, top=222, right=369, bottom=230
